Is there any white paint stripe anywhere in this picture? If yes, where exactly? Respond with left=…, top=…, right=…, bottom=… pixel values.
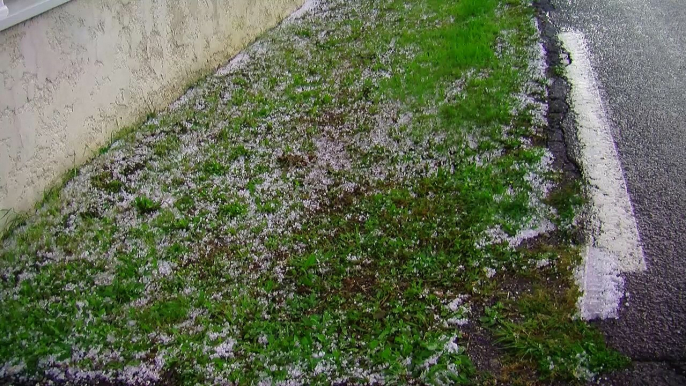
left=560, top=31, right=646, bottom=319
left=578, top=246, right=625, bottom=320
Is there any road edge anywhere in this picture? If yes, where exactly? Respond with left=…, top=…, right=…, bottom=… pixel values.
left=534, top=1, right=647, bottom=323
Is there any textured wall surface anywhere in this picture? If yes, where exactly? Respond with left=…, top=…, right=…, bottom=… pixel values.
left=0, top=0, right=303, bottom=226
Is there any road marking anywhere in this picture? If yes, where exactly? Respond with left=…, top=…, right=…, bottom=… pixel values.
left=559, top=31, right=646, bottom=320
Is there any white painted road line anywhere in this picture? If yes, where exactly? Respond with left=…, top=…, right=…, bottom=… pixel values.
left=579, top=246, right=626, bottom=319
left=559, top=31, right=646, bottom=320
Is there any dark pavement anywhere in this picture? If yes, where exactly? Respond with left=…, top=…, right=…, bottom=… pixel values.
left=548, top=0, right=686, bottom=384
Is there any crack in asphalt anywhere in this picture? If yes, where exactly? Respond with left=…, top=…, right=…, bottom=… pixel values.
left=534, top=1, right=582, bottom=180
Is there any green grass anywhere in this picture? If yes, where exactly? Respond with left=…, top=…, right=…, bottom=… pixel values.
left=91, top=171, right=126, bottom=193
left=482, top=246, right=629, bottom=384
left=0, top=0, right=626, bottom=384
left=133, top=196, right=162, bottom=215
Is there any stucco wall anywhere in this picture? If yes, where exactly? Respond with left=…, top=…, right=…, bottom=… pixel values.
left=0, top=0, right=304, bottom=227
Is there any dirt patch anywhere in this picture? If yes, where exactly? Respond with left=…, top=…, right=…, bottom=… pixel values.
left=463, top=323, right=505, bottom=379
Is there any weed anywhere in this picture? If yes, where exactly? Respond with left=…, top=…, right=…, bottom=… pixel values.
left=91, top=171, right=125, bottom=193
left=201, top=160, right=226, bottom=176
left=546, top=179, right=585, bottom=227
left=133, top=196, right=161, bottom=214
left=153, top=136, right=181, bottom=157
left=219, top=202, right=248, bottom=218
left=553, top=64, right=566, bottom=77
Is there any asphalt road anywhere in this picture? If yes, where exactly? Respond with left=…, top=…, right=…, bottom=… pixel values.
left=548, top=0, right=686, bottom=384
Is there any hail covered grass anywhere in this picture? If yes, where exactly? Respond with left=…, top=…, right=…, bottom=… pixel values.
left=0, top=0, right=577, bottom=384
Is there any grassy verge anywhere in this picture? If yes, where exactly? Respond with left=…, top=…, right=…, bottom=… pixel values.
left=0, top=0, right=626, bottom=384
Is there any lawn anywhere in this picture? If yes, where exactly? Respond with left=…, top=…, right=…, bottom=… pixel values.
left=0, top=0, right=626, bottom=384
